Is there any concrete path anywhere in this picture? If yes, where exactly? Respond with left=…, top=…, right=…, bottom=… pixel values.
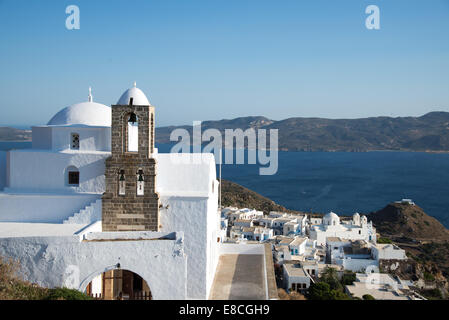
left=209, top=254, right=266, bottom=300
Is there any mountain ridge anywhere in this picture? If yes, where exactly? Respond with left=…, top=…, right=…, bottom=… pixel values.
left=155, top=111, right=449, bottom=152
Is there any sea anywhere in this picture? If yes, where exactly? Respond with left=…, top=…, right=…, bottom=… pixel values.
left=2, top=141, right=449, bottom=228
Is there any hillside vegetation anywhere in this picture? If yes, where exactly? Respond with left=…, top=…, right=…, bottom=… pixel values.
left=0, top=256, right=92, bottom=300
left=368, top=203, right=449, bottom=242
left=221, top=179, right=304, bottom=215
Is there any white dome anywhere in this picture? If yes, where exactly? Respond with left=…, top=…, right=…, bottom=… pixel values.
left=325, top=211, right=339, bottom=220
left=117, top=84, right=151, bottom=106
left=353, top=212, right=360, bottom=217
left=47, top=101, right=111, bottom=127
left=324, top=211, right=340, bottom=226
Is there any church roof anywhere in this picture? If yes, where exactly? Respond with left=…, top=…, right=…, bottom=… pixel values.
left=47, top=88, right=111, bottom=127
left=324, top=211, right=339, bottom=220
left=47, top=102, right=111, bottom=127
left=116, top=82, right=151, bottom=106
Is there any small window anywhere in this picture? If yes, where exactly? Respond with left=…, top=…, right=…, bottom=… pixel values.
left=68, top=171, right=79, bottom=186
left=71, top=133, right=80, bottom=150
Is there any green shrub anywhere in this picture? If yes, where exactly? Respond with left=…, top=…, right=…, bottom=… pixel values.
left=320, top=267, right=343, bottom=291
left=45, top=287, right=93, bottom=300
left=377, top=237, right=393, bottom=244
left=420, top=288, right=443, bottom=300
left=307, top=282, right=350, bottom=300
left=341, top=271, right=356, bottom=286
left=423, top=271, right=435, bottom=282
left=362, top=294, right=375, bottom=300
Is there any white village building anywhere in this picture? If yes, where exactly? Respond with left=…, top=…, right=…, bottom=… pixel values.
left=0, top=85, right=276, bottom=300
left=309, top=212, right=377, bottom=246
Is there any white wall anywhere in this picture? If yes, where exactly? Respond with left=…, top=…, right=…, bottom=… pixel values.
left=7, top=150, right=108, bottom=193
left=32, top=126, right=111, bottom=152
left=157, top=152, right=220, bottom=299
left=372, top=245, right=407, bottom=260
left=206, top=179, right=220, bottom=300
left=156, top=153, right=215, bottom=196
left=159, top=196, right=207, bottom=299
left=0, top=151, right=6, bottom=191
left=338, top=258, right=378, bottom=273
left=0, top=231, right=187, bottom=300
left=32, top=127, right=52, bottom=149
left=218, top=243, right=266, bottom=255
left=0, top=193, right=100, bottom=223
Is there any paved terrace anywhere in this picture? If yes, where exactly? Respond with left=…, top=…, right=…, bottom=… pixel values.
left=209, top=243, right=277, bottom=300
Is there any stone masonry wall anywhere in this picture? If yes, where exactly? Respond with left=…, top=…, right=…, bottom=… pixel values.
left=102, top=105, right=159, bottom=231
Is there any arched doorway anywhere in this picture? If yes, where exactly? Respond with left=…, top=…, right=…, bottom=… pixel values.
left=85, top=269, right=152, bottom=300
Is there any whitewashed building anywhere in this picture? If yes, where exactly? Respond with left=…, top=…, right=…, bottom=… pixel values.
left=0, top=85, right=245, bottom=300
left=371, top=243, right=407, bottom=261
left=309, top=212, right=377, bottom=246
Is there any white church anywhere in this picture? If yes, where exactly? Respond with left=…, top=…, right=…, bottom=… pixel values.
left=0, top=85, right=276, bottom=300
left=309, top=211, right=377, bottom=246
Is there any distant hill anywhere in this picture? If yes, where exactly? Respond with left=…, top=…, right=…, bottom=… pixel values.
left=0, top=127, right=31, bottom=141
left=368, top=202, right=449, bottom=242
left=368, top=202, right=449, bottom=288
left=221, top=179, right=304, bottom=215
left=155, top=112, right=449, bottom=152
left=4, top=112, right=449, bottom=151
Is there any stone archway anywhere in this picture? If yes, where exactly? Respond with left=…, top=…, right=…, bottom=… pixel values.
left=80, top=267, right=152, bottom=300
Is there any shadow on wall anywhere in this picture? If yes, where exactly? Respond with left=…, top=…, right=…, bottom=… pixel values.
left=0, top=151, right=6, bottom=190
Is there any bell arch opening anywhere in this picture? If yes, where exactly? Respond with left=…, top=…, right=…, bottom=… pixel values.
left=126, top=113, right=139, bottom=152
left=84, top=268, right=152, bottom=300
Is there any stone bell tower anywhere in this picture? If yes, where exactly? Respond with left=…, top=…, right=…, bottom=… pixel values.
left=102, top=83, right=159, bottom=231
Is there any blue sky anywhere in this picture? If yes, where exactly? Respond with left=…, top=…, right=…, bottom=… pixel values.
left=0, top=0, right=448, bottom=127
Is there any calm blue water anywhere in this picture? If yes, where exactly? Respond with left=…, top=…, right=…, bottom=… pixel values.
left=0, top=141, right=32, bottom=150
left=219, top=151, right=449, bottom=228
left=158, top=144, right=449, bottom=228
left=2, top=141, right=449, bottom=228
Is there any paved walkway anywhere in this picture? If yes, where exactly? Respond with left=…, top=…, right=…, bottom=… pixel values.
left=209, top=254, right=266, bottom=300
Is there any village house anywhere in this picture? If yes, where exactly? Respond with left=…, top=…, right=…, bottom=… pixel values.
left=371, top=243, right=407, bottom=261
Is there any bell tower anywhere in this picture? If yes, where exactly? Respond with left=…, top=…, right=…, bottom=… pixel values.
left=102, top=83, right=159, bottom=231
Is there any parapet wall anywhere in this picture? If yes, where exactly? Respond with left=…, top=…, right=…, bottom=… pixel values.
left=0, top=231, right=187, bottom=299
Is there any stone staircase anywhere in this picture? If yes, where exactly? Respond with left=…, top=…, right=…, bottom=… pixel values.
left=63, top=199, right=102, bottom=224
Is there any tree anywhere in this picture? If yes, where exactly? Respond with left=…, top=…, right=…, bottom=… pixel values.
left=307, top=282, right=351, bottom=300
left=362, top=294, right=376, bottom=300
left=307, top=282, right=332, bottom=300
left=320, top=267, right=343, bottom=291
left=341, top=271, right=357, bottom=286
